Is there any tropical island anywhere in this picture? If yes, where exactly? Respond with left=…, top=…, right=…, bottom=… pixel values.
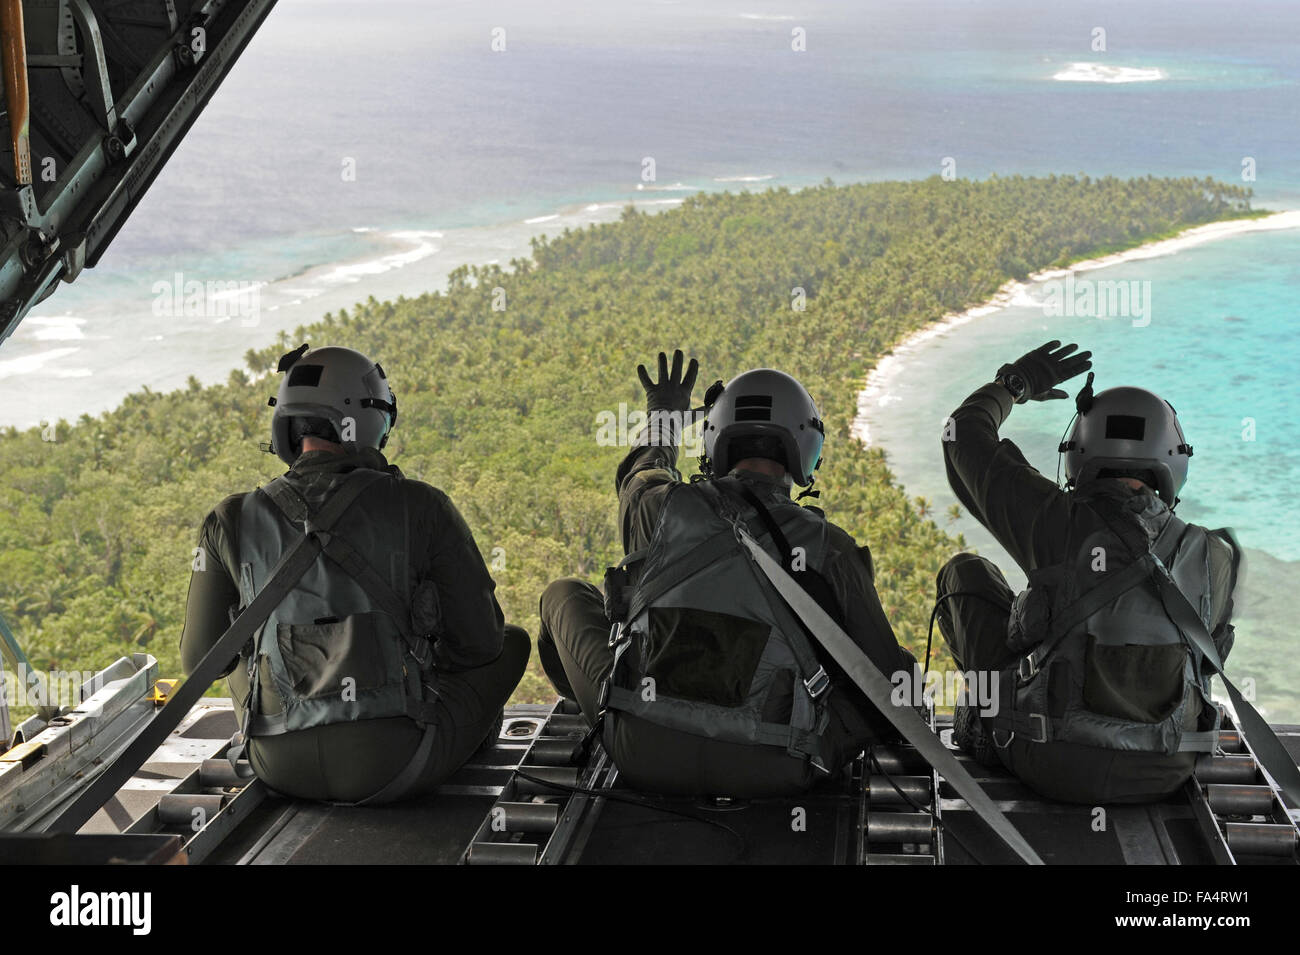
left=0, top=174, right=1263, bottom=706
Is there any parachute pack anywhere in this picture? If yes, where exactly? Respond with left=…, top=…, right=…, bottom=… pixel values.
left=228, top=468, right=440, bottom=804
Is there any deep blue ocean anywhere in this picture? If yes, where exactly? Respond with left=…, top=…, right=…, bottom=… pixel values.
left=1, top=0, right=1297, bottom=709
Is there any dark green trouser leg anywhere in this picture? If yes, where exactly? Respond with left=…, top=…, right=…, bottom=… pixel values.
left=934, top=553, right=1018, bottom=674
left=239, top=625, right=531, bottom=804
left=400, top=624, right=533, bottom=799
left=934, top=555, right=1194, bottom=804
left=538, top=577, right=872, bottom=797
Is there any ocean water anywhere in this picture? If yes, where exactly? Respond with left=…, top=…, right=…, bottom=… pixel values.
left=6, top=0, right=1300, bottom=407
left=0, top=0, right=1297, bottom=702
left=861, top=228, right=1300, bottom=566
left=856, top=228, right=1300, bottom=719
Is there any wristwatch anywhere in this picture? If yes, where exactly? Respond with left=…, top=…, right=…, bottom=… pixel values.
left=996, top=371, right=1027, bottom=403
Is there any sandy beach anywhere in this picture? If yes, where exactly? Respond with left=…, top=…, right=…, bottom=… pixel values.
left=848, top=209, right=1300, bottom=721
left=853, top=209, right=1300, bottom=447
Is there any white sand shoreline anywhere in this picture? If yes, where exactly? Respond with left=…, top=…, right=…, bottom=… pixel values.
left=852, top=210, right=1300, bottom=447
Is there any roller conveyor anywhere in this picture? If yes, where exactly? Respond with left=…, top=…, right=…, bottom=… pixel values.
left=463, top=699, right=620, bottom=866
left=861, top=700, right=943, bottom=865
left=3, top=693, right=1296, bottom=865
left=1183, top=708, right=1300, bottom=865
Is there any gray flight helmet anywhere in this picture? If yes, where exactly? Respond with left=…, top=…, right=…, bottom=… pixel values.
left=268, top=344, right=398, bottom=466
left=702, top=368, right=825, bottom=486
left=1062, top=385, right=1192, bottom=506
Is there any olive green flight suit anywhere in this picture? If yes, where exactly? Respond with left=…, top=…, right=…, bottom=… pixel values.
left=538, top=440, right=912, bottom=797
left=180, top=447, right=528, bottom=803
left=939, top=382, right=1238, bottom=803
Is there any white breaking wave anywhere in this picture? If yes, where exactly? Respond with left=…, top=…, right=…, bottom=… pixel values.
left=713, top=174, right=776, bottom=183
left=853, top=210, right=1300, bottom=447
left=0, top=346, right=81, bottom=381
left=524, top=214, right=560, bottom=224
left=318, top=230, right=443, bottom=285
left=24, top=315, right=87, bottom=342
left=208, top=281, right=267, bottom=302
left=635, top=182, right=695, bottom=192
left=1052, top=62, right=1165, bottom=84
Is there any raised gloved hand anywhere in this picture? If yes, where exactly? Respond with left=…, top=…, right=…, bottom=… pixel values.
left=996, top=340, right=1092, bottom=404
left=637, top=349, right=699, bottom=412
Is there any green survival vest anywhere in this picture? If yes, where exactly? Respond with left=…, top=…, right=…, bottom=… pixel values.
left=233, top=469, right=439, bottom=743
left=604, top=477, right=840, bottom=772
left=996, top=486, right=1236, bottom=755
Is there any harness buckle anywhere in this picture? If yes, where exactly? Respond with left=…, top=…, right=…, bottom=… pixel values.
left=596, top=633, right=632, bottom=714
left=408, top=635, right=434, bottom=670
left=1025, top=712, right=1048, bottom=743
left=607, top=621, right=627, bottom=649
left=803, top=666, right=831, bottom=699
left=1017, top=652, right=1040, bottom=683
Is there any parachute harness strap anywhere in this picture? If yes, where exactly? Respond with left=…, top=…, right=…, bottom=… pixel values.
left=580, top=548, right=646, bottom=757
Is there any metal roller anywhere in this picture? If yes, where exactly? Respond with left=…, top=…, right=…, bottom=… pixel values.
left=1217, top=729, right=1243, bottom=753
left=870, top=747, right=931, bottom=777
left=1206, top=784, right=1275, bottom=817
left=1224, top=822, right=1298, bottom=858
left=1194, top=754, right=1258, bottom=784
left=866, top=774, right=932, bottom=807
left=866, top=811, right=934, bottom=844
left=529, top=738, right=583, bottom=766
left=865, top=853, right=936, bottom=865
left=503, top=718, right=542, bottom=739
left=199, top=759, right=251, bottom=790
left=514, top=766, right=581, bottom=795
left=493, top=801, right=561, bottom=834
left=466, top=841, right=539, bottom=865
left=157, top=793, right=227, bottom=826
left=544, top=714, right=590, bottom=737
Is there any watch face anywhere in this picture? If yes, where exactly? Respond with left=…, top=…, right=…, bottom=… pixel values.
left=1002, top=373, right=1026, bottom=398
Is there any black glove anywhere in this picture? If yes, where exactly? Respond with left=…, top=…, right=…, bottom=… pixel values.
left=996, top=340, right=1092, bottom=404
left=637, top=349, right=699, bottom=412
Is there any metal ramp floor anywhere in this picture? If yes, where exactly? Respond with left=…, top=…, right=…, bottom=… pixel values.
left=44, top=698, right=1300, bottom=866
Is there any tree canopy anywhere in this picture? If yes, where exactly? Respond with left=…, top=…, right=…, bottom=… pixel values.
left=0, top=174, right=1260, bottom=705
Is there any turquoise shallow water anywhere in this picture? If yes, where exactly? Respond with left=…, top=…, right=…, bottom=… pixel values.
left=6, top=0, right=1300, bottom=429
left=858, top=227, right=1300, bottom=720
left=1, top=0, right=1298, bottom=709
left=860, top=227, right=1300, bottom=564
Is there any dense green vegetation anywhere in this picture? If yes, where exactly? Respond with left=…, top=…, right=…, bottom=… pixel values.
left=0, top=175, right=1259, bottom=706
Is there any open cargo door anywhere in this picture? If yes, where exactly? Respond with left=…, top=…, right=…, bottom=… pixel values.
left=0, top=0, right=278, bottom=343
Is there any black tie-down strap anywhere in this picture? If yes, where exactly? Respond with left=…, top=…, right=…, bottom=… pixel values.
left=726, top=483, right=845, bottom=695
left=1152, top=558, right=1300, bottom=807
left=735, top=521, right=1044, bottom=865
